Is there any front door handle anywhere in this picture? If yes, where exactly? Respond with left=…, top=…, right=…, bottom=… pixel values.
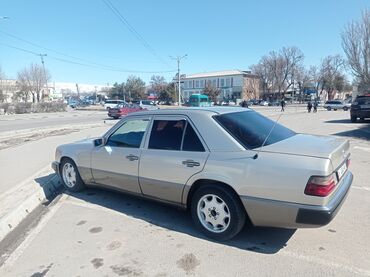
left=126, top=154, right=139, bottom=161
left=182, top=160, right=200, bottom=167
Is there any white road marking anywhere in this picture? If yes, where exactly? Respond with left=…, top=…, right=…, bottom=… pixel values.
left=280, top=249, right=370, bottom=276
left=353, top=146, right=370, bottom=153
left=352, top=186, right=370, bottom=192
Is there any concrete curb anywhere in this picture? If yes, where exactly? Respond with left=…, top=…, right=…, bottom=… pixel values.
left=0, top=166, right=62, bottom=243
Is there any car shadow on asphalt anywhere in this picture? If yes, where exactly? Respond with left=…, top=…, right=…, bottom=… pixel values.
left=331, top=125, right=370, bottom=140
left=325, top=119, right=370, bottom=124
left=61, top=186, right=296, bottom=255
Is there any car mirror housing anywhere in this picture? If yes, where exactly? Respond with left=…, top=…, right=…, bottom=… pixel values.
left=94, top=138, right=105, bottom=147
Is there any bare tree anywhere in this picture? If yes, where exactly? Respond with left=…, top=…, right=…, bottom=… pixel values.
left=318, top=55, right=346, bottom=100
left=150, top=75, right=167, bottom=96
left=203, top=84, right=221, bottom=103
left=0, top=66, right=5, bottom=102
left=250, top=46, right=304, bottom=97
left=341, top=9, right=370, bottom=94
left=17, top=63, right=50, bottom=103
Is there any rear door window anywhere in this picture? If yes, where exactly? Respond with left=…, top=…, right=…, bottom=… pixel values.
left=148, top=120, right=186, bottom=150
left=183, top=124, right=205, bottom=152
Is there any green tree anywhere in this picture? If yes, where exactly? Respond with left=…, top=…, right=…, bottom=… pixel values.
left=124, top=75, right=146, bottom=101
left=158, top=82, right=176, bottom=102
left=108, top=82, right=125, bottom=99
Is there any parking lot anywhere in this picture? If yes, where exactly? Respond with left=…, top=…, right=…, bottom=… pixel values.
left=0, top=107, right=369, bottom=277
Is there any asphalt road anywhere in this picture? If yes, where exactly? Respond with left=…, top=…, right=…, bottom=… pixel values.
left=0, top=108, right=370, bottom=276
left=0, top=109, right=108, bottom=133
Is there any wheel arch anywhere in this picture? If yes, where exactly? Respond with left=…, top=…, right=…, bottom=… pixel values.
left=185, top=179, right=248, bottom=215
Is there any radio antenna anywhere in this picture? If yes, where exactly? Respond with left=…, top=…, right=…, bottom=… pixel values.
left=253, top=113, right=283, bottom=159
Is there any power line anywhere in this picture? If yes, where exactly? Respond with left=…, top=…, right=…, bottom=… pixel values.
left=0, top=42, right=176, bottom=74
left=0, top=30, right=173, bottom=72
left=101, top=0, right=172, bottom=68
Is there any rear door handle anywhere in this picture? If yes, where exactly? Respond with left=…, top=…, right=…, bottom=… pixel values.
left=126, top=154, right=139, bottom=161
left=182, top=160, right=200, bottom=167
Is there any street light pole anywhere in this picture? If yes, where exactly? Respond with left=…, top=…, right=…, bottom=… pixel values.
left=38, top=54, right=48, bottom=101
left=170, top=54, right=187, bottom=106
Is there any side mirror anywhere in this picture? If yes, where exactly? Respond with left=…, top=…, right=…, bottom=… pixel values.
left=94, top=137, right=105, bottom=147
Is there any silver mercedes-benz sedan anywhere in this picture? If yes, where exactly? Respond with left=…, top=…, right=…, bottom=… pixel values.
left=52, top=107, right=353, bottom=240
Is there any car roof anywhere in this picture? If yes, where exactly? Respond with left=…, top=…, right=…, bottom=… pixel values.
left=135, top=106, right=250, bottom=116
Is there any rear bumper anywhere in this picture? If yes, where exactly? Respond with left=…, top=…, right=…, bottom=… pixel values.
left=350, top=110, right=370, bottom=118
left=52, top=161, right=60, bottom=176
left=240, top=171, right=353, bottom=228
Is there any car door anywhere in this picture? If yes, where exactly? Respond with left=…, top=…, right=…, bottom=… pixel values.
left=90, top=116, right=151, bottom=194
left=139, top=116, right=209, bottom=203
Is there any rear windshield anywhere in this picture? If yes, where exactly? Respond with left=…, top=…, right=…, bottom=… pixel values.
left=214, top=111, right=296, bottom=149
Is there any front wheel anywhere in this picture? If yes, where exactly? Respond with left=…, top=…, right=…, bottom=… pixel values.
left=191, top=185, right=246, bottom=241
left=351, top=115, right=357, bottom=122
left=327, top=107, right=331, bottom=111
left=60, top=158, right=86, bottom=192
left=343, top=107, right=348, bottom=111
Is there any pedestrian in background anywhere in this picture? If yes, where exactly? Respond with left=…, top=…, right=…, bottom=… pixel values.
left=307, top=101, right=313, bottom=113
left=280, top=99, right=286, bottom=112
left=313, top=100, right=318, bottom=113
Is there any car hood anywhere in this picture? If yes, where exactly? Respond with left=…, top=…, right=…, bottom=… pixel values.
left=262, top=134, right=350, bottom=169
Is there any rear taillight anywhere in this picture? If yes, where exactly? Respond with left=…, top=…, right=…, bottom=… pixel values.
left=347, top=158, right=351, bottom=168
left=304, top=175, right=337, bottom=197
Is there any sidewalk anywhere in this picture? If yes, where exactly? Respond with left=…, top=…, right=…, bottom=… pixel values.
left=0, top=125, right=111, bottom=243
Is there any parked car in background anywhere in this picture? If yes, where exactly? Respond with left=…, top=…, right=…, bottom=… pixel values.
left=107, top=103, right=145, bottom=119
left=52, top=107, right=352, bottom=240
left=323, top=100, right=351, bottom=111
left=350, top=95, right=370, bottom=122
left=104, top=100, right=126, bottom=110
left=259, top=100, right=269, bottom=106
left=268, top=100, right=280, bottom=106
left=132, top=100, right=159, bottom=110
left=68, top=99, right=80, bottom=109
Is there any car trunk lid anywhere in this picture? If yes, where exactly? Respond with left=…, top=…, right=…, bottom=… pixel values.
left=262, top=134, right=350, bottom=172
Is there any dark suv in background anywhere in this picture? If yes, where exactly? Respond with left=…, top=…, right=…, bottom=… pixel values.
left=350, top=95, right=370, bottom=122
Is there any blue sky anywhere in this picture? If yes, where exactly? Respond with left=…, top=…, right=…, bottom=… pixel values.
left=0, top=0, right=368, bottom=85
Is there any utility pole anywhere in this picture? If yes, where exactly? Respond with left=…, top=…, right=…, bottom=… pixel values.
left=38, top=54, right=48, bottom=101
left=170, top=55, right=187, bottom=106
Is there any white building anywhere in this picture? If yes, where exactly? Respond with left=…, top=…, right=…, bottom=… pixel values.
left=181, top=70, right=260, bottom=101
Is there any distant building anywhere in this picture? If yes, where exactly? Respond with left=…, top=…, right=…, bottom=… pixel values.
left=181, top=70, right=260, bottom=101
left=0, top=79, right=17, bottom=102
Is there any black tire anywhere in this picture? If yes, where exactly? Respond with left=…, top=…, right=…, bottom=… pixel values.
left=60, top=158, right=86, bottom=192
left=350, top=116, right=357, bottom=123
left=327, top=107, right=331, bottom=111
left=343, top=107, right=348, bottom=111
left=191, top=185, right=246, bottom=241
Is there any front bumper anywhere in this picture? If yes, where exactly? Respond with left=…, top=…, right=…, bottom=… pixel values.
left=240, top=171, right=353, bottom=228
left=52, top=161, right=60, bottom=176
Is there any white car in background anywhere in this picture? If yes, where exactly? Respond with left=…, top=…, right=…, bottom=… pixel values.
left=132, top=100, right=159, bottom=110
left=104, top=100, right=126, bottom=110
left=323, top=100, right=351, bottom=111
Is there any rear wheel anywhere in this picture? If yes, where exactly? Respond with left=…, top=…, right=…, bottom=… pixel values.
left=327, top=107, right=332, bottom=111
left=60, top=158, right=86, bottom=192
left=191, top=185, right=246, bottom=241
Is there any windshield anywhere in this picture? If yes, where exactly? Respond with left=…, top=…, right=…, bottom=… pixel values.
left=214, top=111, right=296, bottom=149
